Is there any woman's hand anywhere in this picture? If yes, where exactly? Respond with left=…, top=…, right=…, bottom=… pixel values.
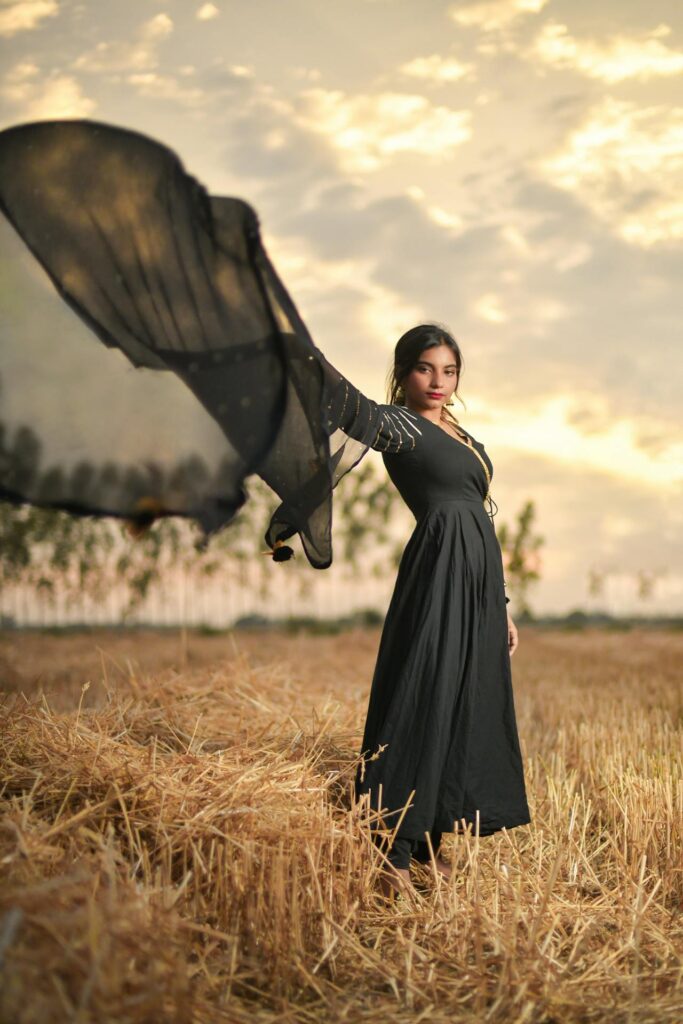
left=507, top=611, right=518, bottom=656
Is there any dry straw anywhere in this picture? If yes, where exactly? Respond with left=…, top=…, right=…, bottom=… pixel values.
left=0, top=626, right=681, bottom=1022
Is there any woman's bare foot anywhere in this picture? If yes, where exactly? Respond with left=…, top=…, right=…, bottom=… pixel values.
left=433, top=856, right=453, bottom=881
left=378, top=864, right=413, bottom=900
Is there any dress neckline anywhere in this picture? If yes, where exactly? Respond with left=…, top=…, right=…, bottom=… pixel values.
left=407, top=409, right=492, bottom=496
left=406, top=409, right=475, bottom=448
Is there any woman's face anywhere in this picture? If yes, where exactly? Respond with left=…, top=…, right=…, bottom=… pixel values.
left=402, top=344, right=459, bottom=412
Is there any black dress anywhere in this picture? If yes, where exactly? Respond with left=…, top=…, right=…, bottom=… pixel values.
left=353, top=413, right=531, bottom=846
left=0, top=119, right=531, bottom=848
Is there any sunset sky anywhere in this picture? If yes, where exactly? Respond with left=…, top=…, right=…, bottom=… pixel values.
left=1, top=0, right=681, bottom=615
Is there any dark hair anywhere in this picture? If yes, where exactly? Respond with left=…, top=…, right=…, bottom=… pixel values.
left=386, top=322, right=466, bottom=424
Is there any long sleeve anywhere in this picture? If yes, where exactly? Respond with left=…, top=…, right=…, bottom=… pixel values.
left=321, top=359, right=422, bottom=454
left=258, top=365, right=420, bottom=566
left=249, top=217, right=424, bottom=567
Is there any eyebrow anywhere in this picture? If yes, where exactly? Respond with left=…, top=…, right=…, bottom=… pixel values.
left=417, top=360, right=459, bottom=369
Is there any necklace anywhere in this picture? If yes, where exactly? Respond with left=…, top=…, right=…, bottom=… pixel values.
left=439, top=420, right=472, bottom=446
left=444, top=426, right=493, bottom=497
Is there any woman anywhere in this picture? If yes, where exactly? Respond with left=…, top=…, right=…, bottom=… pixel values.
left=347, top=324, right=531, bottom=898
left=0, top=120, right=530, bottom=900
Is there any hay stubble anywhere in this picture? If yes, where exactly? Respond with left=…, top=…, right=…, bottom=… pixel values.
left=0, top=627, right=681, bottom=1023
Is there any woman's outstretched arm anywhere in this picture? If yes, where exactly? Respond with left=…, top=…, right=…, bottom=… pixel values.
left=319, top=353, right=423, bottom=454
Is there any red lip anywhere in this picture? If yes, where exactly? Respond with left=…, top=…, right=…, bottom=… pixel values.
left=426, top=392, right=444, bottom=397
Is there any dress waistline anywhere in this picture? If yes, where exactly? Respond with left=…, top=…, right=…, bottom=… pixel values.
left=425, top=497, right=486, bottom=506
left=416, top=497, right=487, bottom=520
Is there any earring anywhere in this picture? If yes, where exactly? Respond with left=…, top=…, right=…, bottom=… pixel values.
left=446, top=392, right=455, bottom=406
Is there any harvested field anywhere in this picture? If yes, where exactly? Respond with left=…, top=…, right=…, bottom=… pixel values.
left=1, top=626, right=681, bottom=1023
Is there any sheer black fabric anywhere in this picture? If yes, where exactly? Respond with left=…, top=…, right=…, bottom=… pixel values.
left=0, top=118, right=419, bottom=568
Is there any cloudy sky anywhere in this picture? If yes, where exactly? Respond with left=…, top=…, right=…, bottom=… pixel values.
left=1, top=0, right=681, bottom=614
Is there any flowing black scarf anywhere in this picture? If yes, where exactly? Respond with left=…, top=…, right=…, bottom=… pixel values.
left=0, top=118, right=408, bottom=568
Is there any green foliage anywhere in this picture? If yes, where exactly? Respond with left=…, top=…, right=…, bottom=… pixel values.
left=0, top=463, right=408, bottom=616
left=0, top=480, right=276, bottom=617
left=1, top=461, right=544, bottom=619
left=333, top=459, right=412, bottom=577
left=495, top=500, right=544, bottom=617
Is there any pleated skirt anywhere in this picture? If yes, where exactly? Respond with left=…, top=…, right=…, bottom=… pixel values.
left=354, top=497, right=531, bottom=841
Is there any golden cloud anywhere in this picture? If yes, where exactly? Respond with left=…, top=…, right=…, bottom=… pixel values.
left=0, top=0, right=57, bottom=38
left=399, top=54, right=474, bottom=83
left=71, top=14, right=174, bottom=74
left=530, top=21, right=683, bottom=82
left=537, top=96, right=683, bottom=246
left=294, top=88, right=472, bottom=172
left=449, top=0, right=549, bottom=33
left=1, top=63, right=95, bottom=118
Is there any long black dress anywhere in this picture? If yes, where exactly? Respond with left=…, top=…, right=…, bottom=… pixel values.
left=352, top=414, right=531, bottom=844
left=0, top=118, right=531, bottom=845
